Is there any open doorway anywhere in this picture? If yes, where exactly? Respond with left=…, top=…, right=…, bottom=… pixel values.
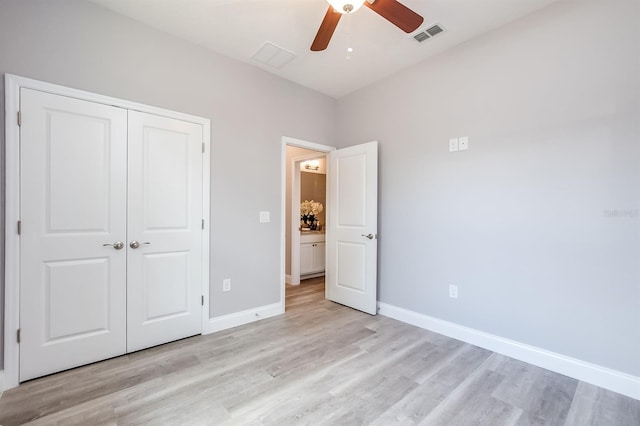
left=281, top=137, right=335, bottom=311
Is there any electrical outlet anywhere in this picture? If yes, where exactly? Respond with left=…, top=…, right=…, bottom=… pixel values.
left=449, top=284, right=458, bottom=299
left=458, top=136, right=469, bottom=151
left=449, top=138, right=459, bottom=152
left=223, top=279, right=231, bottom=292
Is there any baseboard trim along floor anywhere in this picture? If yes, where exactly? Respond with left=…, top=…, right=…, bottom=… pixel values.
left=204, top=302, right=284, bottom=334
left=377, top=302, right=640, bottom=400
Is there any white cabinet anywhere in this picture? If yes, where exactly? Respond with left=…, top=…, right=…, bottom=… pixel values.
left=300, top=233, right=325, bottom=276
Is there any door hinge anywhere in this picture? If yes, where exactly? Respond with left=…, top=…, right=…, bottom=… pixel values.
left=17, top=328, right=21, bottom=343
left=202, top=142, right=205, bottom=154
left=17, top=220, right=21, bottom=235
left=201, top=295, right=204, bottom=306
left=17, top=111, right=22, bottom=127
left=202, top=219, right=205, bottom=230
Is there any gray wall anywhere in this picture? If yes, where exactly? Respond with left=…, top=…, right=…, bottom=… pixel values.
left=336, top=0, right=640, bottom=376
left=0, top=0, right=336, bottom=368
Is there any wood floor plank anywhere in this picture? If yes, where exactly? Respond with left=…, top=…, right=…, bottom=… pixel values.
left=564, top=382, right=640, bottom=426
left=490, top=356, right=579, bottom=425
left=0, top=278, right=637, bottom=426
left=372, top=346, right=493, bottom=425
left=417, top=367, right=508, bottom=426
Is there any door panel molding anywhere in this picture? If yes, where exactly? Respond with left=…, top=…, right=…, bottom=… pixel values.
left=126, top=110, right=203, bottom=353
left=3, top=74, right=211, bottom=391
left=327, top=141, right=378, bottom=315
left=19, top=88, right=128, bottom=381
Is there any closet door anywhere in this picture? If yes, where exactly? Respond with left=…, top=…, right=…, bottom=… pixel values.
left=126, top=111, right=204, bottom=352
left=19, top=89, right=128, bottom=381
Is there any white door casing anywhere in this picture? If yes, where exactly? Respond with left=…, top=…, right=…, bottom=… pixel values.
left=19, top=89, right=128, bottom=381
left=326, top=141, right=379, bottom=315
left=126, top=111, right=203, bottom=352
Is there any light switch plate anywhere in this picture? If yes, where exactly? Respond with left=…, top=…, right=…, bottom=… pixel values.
left=449, top=138, right=459, bottom=152
left=458, top=137, right=469, bottom=151
left=449, top=284, right=458, bottom=299
left=223, top=279, right=231, bottom=292
left=259, top=211, right=270, bottom=223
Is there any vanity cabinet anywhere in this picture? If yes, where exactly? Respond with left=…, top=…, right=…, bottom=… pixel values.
left=300, top=233, right=325, bottom=276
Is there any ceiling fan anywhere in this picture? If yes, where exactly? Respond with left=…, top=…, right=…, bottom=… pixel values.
left=311, top=0, right=424, bottom=51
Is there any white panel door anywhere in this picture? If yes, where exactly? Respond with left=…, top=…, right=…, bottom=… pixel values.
left=126, top=111, right=204, bottom=352
left=327, top=141, right=378, bottom=315
left=20, top=89, right=128, bottom=381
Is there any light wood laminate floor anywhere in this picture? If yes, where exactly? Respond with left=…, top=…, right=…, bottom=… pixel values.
left=1, top=277, right=638, bottom=425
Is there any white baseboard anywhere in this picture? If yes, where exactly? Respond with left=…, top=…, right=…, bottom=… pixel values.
left=377, top=302, right=640, bottom=401
left=203, top=302, right=284, bottom=334
left=285, top=274, right=292, bottom=284
left=0, top=369, right=4, bottom=395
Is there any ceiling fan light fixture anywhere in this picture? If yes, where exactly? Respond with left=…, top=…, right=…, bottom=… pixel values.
left=327, top=0, right=365, bottom=14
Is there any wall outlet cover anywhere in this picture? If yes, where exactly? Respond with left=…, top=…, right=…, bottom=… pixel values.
left=458, top=137, right=469, bottom=151
left=449, top=138, right=459, bottom=152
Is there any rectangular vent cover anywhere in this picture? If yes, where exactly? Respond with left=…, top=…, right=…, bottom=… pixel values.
left=252, top=42, right=296, bottom=69
left=413, top=24, right=445, bottom=43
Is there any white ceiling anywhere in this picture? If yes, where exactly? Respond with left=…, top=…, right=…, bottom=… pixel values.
left=89, top=0, right=559, bottom=98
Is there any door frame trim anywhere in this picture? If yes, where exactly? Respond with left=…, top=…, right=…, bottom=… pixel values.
left=3, top=74, right=212, bottom=390
left=280, top=137, right=335, bottom=312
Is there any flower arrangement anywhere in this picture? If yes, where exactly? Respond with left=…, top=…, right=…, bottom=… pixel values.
left=300, top=200, right=323, bottom=229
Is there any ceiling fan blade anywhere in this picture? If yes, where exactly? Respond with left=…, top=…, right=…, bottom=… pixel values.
left=364, top=0, right=424, bottom=33
left=311, top=6, right=342, bottom=51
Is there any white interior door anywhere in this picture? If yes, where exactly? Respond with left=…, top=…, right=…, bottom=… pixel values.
left=326, top=141, right=378, bottom=315
left=19, top=89, right=128, bottom=381
left=126, top=111, right=204, bottom=352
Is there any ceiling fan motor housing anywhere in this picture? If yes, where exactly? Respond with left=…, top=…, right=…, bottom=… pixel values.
left=328, top=1, right=359, bottom=14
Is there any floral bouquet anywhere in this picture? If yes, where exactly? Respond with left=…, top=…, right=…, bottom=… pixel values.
left=300, top=200, right=323, bottom=229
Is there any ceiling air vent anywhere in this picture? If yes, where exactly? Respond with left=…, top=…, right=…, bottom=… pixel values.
left=412, top=24, right=445, bottom=43
left=413, top=32, right=430, bottom=42
left=252, top=42, right=296, bottom=69
left=426, top=24, right=444, bottom=37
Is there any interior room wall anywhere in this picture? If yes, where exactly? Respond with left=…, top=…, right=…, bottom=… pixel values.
left=0, top=0, right=336, bottom=369
left=336, top=0, right=640, bottom=376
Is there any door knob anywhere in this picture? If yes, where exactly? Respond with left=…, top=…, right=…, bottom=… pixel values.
left=103, top=241, right=125, bottom=250
left=361, top=234, right=374, bottom=240
left=129, top=241, right=150, bottom=249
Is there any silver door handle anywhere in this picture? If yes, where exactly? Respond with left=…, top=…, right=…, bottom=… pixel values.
left=129, top=241, right=150, bottom=249
left=103, top=241, right=125, bottom=250
left=361, top=234, right=374, bottom=240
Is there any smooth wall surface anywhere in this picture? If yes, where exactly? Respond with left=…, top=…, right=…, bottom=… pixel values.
left=0, top=0, right=336, bottom=368
left=336, top=0, right=640, bottom=376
